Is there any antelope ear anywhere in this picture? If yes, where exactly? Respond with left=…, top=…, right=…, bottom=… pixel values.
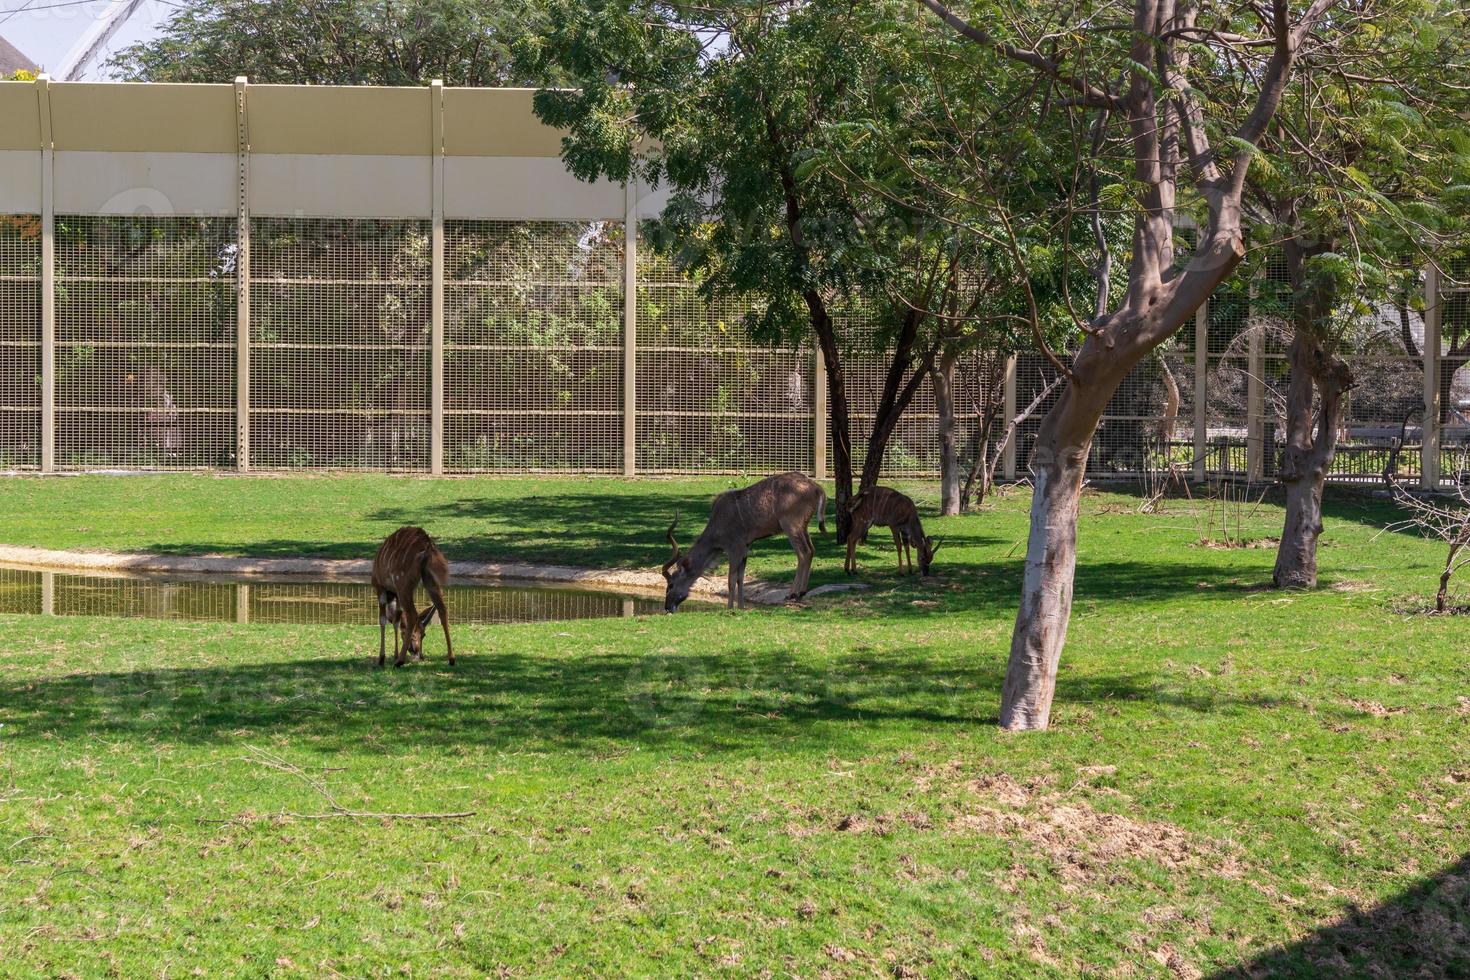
left=928, top=538, right=943, bottom=556
left=418, top=607, right=436, bottom=629
left=679, top=557, right=692, bottom=571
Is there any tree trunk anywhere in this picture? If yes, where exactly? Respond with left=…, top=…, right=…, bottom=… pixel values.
left=1272, top=235, right=1353, bottom=590
left=998, top=392, right=1094, bottom=731
left=1440, top=355, right=1466, bottom=427
left=1438, top=537, right=1464, bottom=613
left=1272, top=329, right=1352, bottom=589
left=814, top=323, right=857, bottom=544
left=1274, top=465, right=1327, bottom=588
left=959, top=357, right=1005, bottom=511
left=857, top=311, right=931, bottom=496
left=935, top=352, right=961, bottom=515
left=1156, top=355, right=1180, bottom=446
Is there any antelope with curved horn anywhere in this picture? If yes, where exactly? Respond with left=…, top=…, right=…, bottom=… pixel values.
left=372, top=526, right=455, bottom=667
left=845, top=486, right=941, bottom=576
left=661, top=472, right=826, bottom=611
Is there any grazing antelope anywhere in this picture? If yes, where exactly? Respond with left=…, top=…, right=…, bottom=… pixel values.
left=845, top=487, right=941, bottom=576
left=372, top=526, right=454, bottom=667
left=662, top=471, right=826, bottom=612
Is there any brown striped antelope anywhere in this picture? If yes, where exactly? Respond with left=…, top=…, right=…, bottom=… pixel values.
left=661, top=471, right=827, bottom=612
left=372, top=526, right=454, bottom=667
left=845, top=486, right=941, bottom=576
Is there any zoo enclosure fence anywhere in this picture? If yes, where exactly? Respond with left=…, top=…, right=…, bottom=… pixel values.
left=0, top=77, right=1462, bottom=487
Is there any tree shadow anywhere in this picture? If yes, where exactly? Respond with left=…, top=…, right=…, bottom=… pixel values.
left=1212, top=853, right=1470, bottom=978
left=0, top=643, right=1309, bottom=755
left=115, top=489, right=1008, bottom=569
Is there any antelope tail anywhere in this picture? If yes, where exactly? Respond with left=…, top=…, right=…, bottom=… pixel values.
left=419, top=548, right=445, bottom=593
left=817, top=486, right=827, bottom=534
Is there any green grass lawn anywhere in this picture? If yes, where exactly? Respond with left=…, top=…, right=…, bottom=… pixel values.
left=0, top=474, right=1466, bottom=976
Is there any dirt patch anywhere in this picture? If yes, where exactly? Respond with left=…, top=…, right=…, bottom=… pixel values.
left=1193, top=536, right=1280, bottom=550
left=1391, top=597, right=1470, bottom=617
left=800, top=763, right=1238, bottom=896
left=1338, top=698, right=1407, bottom=718
left=948, top=797, right=1221, bottom=888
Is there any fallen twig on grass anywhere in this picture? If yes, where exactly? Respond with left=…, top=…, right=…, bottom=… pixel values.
left=286, top=810, right=476, bottom=821
left=227, top=745, right=475, bottom=824
left=198, top=809, right=477, bottom=825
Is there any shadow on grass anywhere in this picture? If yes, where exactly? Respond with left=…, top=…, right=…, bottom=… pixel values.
left=0, top=643, right=1300, bottom=754
left=1213, top=852, right=1470, bottom=978
left=1091, top=480, right=1422, bottom=540
left=118, top=489, right=1009, bottom=569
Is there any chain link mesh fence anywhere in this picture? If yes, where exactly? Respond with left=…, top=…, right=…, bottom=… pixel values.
left=250, top=217, right=432, bottom=470
left=2, top=213, right=1459, bottom=488
left=54, top=216, right=236, bottom=470
left=636, top=243, right=814, bottom=474
left=0, top=217, right=40, bottom=469
left=446, top=220, right=624, bottom=472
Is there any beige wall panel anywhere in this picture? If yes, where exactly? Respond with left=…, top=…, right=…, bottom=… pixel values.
left=0, top=84, right=41, bottom=150
left=443, top=88, right=565, bottom=158
left=444, top=156, right=622, bottom=221
left=636, top=181, right=674, bottom=219
left=249, top=153, right=432, bottom=218
left=50, top=83, right=235, bottom=153
left=54, top=151, right=235, bottom=216
left=249, top=86, right=432, bottom=156
left=0, top=151, right=41, bottom=213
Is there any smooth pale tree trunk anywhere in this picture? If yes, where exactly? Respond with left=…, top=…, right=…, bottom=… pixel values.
left=935, top=352, right=961, bottom=516
left=998, top=433, right=1087, bottom=729
left=999, top=375, right=1117, bottom=730
left=1272, top=330, right=1351, bottom=589
left=920, top=0, right=1326, bottom=732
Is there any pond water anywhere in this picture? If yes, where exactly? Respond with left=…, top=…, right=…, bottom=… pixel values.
left=0, top=564, right=672, bottom=625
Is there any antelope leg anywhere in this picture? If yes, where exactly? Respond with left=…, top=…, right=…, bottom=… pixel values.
left=784, top=525, right=813, bottom=599
left=796, top=529, right=815, bottom=596
left=426, top=581, right=454, bottom=666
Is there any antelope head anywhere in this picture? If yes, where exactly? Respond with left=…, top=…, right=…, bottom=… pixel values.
left=402, top=605, right=437, bottom=658
left=919, top=536, right=942, bottom=575
left=661, top=515, right=697, bottom=612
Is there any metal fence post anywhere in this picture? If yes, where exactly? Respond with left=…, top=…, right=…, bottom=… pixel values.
left=623, top=179, right=638, bottom=477
left=1002, top=354, right=1018, bottom=480
left=1193, top=300, right=1208, bottom=481
left=430, top=79, right=446, bottom=475
left=37, top=75, right=55, bottom=474
left=1246, top=320, right=1265, bottom=481
left=813, top=347, right=828, bottom=480
left=1424, top=262, right=1443, bottom=490
left=234, top=77, right=251, bottom=472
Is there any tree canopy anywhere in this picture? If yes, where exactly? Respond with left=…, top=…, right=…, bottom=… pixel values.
left=110, top=0, right=553, bottom=85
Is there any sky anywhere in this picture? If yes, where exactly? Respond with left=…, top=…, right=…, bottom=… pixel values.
left=0, top=0, right=170, bottom=79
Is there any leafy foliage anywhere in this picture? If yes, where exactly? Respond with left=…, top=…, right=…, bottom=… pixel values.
left=110, top=0, right=555, bottom=85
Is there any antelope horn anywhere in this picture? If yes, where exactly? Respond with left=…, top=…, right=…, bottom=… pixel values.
left=661, top=516, right=681, bottom=582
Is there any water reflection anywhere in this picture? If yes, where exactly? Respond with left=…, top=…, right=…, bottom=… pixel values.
left=0, top=565, right=666, bottom=625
